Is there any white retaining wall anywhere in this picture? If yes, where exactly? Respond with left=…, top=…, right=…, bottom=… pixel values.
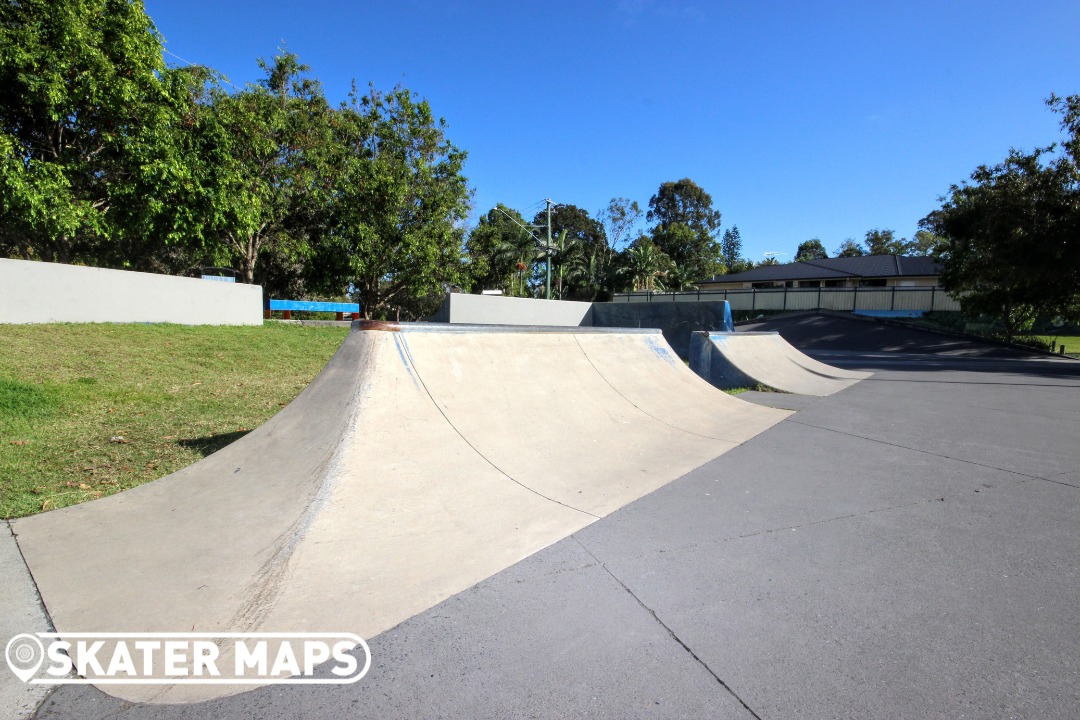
left=437, top=293, right=594, bottom=326
left=0, top=259, right=263, bottom=325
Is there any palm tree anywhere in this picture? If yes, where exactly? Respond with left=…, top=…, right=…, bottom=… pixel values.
left=548, top=230, right=589, bottom=299
left=621, top=242, right=670, bottom=292
left=493, top=232, right=539, bottom=297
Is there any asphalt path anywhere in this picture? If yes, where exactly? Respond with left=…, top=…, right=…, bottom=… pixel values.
left=30, top=315, right=1080, bottom=719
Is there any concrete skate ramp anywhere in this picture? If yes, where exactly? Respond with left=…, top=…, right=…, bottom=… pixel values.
left=12, top=322, right=789, bottom=703
left=691, top=330, right=871, bottom=396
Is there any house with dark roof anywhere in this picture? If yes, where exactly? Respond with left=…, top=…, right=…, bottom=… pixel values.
left=696, top=255, right=942, bottom=291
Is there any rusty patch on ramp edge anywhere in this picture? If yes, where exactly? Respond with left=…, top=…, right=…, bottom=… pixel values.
left=355, top=320, right=402, bottom=332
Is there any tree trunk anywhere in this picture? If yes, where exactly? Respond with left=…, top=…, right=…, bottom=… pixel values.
left=55, top=235, right=72, bottom=265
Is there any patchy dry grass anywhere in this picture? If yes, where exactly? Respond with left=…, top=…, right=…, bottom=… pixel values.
left=0, top=323, right=348, bottom=518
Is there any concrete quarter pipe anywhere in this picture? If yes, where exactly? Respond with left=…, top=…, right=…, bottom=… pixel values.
left=11, top=322, right=789, bottom=702
left=691, top=330, right=872, bottom=396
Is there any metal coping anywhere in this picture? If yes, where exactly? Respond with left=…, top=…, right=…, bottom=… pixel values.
left=353, top=320, right=662, bottom=335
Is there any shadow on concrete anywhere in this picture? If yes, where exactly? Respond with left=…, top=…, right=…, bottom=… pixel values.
left=176, top=430, right=250, bottom=458
left=745, top=312, right=1080, bottom=382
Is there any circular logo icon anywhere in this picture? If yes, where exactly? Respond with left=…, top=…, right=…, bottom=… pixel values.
left=5, top=634, right=45, bottom=683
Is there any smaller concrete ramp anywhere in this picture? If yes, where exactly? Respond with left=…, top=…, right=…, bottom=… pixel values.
left=690, top=331, right=871, bottom=396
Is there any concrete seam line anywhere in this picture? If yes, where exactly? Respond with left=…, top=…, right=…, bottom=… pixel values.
left=591, top=499, right=930, bottom=567
left=394, top=334, right=600, bottom=520
left=6, top=521, right=57, bottom=634
left=571, top=536, right=764, bottom=720
left=1035, top=475, right=1080, bottom=490
left=570, top=335, right=737, bottom=443
left=786, top=418, right=1056, bottom=485
left=5, top=520, right=63, bottom=718
left=719, top=499, right=928, bottom=544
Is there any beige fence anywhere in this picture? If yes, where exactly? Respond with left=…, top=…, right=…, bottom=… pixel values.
left=612, top=286, right=961, bottom=313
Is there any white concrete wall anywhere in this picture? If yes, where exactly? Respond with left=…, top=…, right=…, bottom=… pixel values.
left=0, top=259, right=263, bottom=325
left=442, top=293, right=593, bottom=326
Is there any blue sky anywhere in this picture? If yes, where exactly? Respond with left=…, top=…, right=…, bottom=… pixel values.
left=145, top=0, right=1079, bottom=262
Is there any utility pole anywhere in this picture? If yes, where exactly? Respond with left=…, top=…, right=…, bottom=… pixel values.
left=545, top=199, right=553, bottom=300
left=491, top=204, right=553, bottom=299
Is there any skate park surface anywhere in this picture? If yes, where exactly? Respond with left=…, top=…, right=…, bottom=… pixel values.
left=690, top=329, right=871, bottom=396
left=7, top=322, right=788, bottom=706
left=10, top=313, right=1080, bottom=719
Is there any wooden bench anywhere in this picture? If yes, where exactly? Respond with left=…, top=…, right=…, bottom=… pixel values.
left=265, top=299, right=361, bottom=321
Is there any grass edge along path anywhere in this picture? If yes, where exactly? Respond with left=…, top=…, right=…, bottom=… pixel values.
left=0, top=323, right=349, bottom=519
left=1032, top=334, right=1080, bottom=357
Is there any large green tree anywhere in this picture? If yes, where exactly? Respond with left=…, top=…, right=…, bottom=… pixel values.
left=98, top=63, right=246, bottom=277
left=532, top=204, right=607, bottom=299
left=646, top=178, right=723, bottom=282
left=547, top=230, right=589, bottom=300
left=0, top=0, right=194, bottom=266
left=311, top=85, right=471, bottom=318
left=1048, top=93, right=1080, bottom=167
left=909, top=229, right=945, bottom=256
left=466, top=204, right=535, bottom=296
left=834, top=238, right=866, bottom=257
left=795, top=238, right=828, bottom=262
left=204, top=52, right=334, bottom=288
left=533, top=204, right=605, bottom=256
left=922, top=148, right=1079, bottom=337
left=922, top=94, right=1080, bottom=337
left=597, top=197, right=642, bottom=252
left=592, top=197, right=642, bottom=299
left=617, top=236, right=673, bottom=292
left=721, top=226, right=751, bottom=273
left=864, top=228, right=913, bottom=256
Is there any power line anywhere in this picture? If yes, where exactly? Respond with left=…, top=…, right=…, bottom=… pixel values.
left=492, top=206, right=549, bottom=248
left=162, top=49, right=244, bottom=92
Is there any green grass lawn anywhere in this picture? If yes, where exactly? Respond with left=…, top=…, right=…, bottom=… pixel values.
left=0, top=323, right=348, bottom=519
left=1030, top=334, right=1080, bottom=357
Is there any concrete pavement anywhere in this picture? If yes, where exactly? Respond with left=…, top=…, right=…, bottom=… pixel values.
left=0, top=523, right=51, bottom=720
left=9, top=322, right=785, bottom=705
left=19, top=315, right=1080, bottom=718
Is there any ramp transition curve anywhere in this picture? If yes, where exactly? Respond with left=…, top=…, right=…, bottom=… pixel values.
left=12, top=322, right=789, bottom=702
left=690, top=330, right=871, bottom=396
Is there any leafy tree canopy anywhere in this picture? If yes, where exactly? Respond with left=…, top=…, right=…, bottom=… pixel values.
left=646, top=178, right=722, bottom=281
left=834, top=239, right=866, bottom=257
left=205, top=52, right=334, bottom=288
left=910, top=229, right=945, bottom=256
left=530, top=204, right=608, bottom=300
left=533, top=204, right=605, bottom=259
left=863, top=228, right=909, bottom=255
left=647, top=178, right=722, bottom=234
left=310, top=84, right=471, bottom=317
left=921, top=93, right=1080, bottom=336
left=597, top=197, right=642, bottom=253
left=1048, top=93, right=1080, bottom=168
left=466, top=204, right=535, bottom=296
left=616, top=235, right=673, bottom=292
left=795, top=238, right=828, bottom=262
left=0, top=0, right=192, bottom=266
left=922, top=143, right=1079, bottom=336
